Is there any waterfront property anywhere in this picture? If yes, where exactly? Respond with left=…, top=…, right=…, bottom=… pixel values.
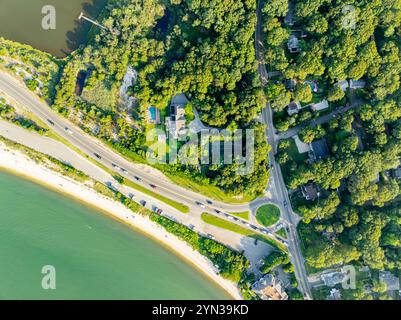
left=251, top=274, right=288, bottom=300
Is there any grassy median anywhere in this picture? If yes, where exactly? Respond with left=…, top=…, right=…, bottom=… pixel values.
left=229, top=211, right=250, bottom=220
left=122, top=178, right=190, bottom=214
left=256, top=204, right=281, bottom=227
left=201, top=213, right=285, bottom=251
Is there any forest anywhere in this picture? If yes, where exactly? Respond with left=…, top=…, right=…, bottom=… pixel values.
left=264, top=0, right=401, bottom=292
left=52, top=0, right=269, bottom=201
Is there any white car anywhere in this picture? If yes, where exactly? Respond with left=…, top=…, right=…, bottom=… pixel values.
left=196, top=202, right=206, bottom=208
left=65, top=127, right=73, bottom=135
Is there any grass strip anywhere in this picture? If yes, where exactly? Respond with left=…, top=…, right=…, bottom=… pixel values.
left=201, top=213, right=285, bottom=251
left=122, top=178, right=190, bottom=214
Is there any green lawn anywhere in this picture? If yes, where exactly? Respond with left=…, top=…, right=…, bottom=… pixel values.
left=122, top=178, right=189, bottom=214
left=286, top=138, right=309, bottom=163
left=166, top=174, right=255, bottom=204
left=229, top=211, right=250, bottom=220
left=81, top=78, right=118, bottom=111
left=276, top=228, right=287, bottom=239
left=280, top=138, right=309, bottom=185
left=201, top=213, right=285, bottom=251
left=256, top=204, right=281, bottom=227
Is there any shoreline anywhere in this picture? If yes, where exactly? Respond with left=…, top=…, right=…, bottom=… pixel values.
left=0, top=144, right=242, bottom=300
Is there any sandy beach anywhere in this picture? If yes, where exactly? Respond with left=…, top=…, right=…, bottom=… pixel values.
left=0, top=142, right=243, bottom=300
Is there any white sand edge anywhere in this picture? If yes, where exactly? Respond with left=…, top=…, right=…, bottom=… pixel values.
left=0, top=144, right=242, bottom=300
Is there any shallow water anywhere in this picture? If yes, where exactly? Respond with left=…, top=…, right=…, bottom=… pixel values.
left=0, top=0, right=108, bottom=57
left=0, top=170, right=229, bottom=299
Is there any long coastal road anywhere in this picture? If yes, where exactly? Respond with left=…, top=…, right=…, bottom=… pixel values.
left=0, top=118, right=276, bottom=273
left=256, top=0, right=312, bottom=299
left=0, top=71, right=288, bottom=247
left=0, top=71, right=256, bottom=214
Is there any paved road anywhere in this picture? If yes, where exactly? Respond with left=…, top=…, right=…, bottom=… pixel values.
left=0, top=118, right=277, bottom=268
left=255, top=0, right=313, bottom=299
left=0, top=71, right=289, bottom=246
left=278, top=103, right=362, bottom=140
left=0, top=71, right=254, bottom=214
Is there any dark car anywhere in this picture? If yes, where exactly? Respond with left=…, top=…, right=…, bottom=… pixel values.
left=150, top=184, right=157, bottom=189
left=196, top=202, right=206, bottom=208
left=214, top=209, right=221, bottom=214
left=134, top=176, right=141, bottom=181
left=94, top=153, right=102, bottom=159
left=206, top=200, right=213, bottom=205
left=47, top=119, right=55, bottom=126
left=140, top=200, right=147, bottom=207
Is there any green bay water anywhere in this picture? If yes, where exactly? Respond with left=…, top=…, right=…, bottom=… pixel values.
left=0, top=0, right=108, bottom=57
left=0, top=170, right=229, bottom=299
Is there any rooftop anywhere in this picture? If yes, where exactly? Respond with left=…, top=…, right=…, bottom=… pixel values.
left=335, top=80, right=349, bottom=92
left=287, top=101, right=301, bottom=116
left=252, top=274, right=288, bottom=300
left=301, top=184, right=319, bottom=201
left=288, top=35, right=300, bottom=53
left=379, top=271, right=400, bottom=291
left=327, top=288, right=342, bottom=300
left=349, top=79, right=366, bottom=89
left=311, top=138, right=329, bottom=160
left=311, top=100, right=329, bottom=112
left=321, top=271, right=346, bottom=287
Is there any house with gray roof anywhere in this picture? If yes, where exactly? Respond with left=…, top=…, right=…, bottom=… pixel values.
left=252, top=274, right=288, bottom=300
left=310, top=138, right=330, bottom=161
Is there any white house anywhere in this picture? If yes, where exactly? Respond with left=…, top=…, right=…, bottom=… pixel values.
left=311, top=99, right=329, bottom=112
left=335, top=80, right=349, bottom=92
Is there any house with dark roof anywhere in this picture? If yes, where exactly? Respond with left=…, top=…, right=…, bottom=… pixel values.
left=310, top=139, right=329, bottom=161
left=287, top=35, right=300, bottom=53
left=393, top=165, right=401, bottom=179
left=301, top=184, right=319, bottom=201
left=284, top=79, right=296, bottom=92
left=287, top=101, right=301, bottom=116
